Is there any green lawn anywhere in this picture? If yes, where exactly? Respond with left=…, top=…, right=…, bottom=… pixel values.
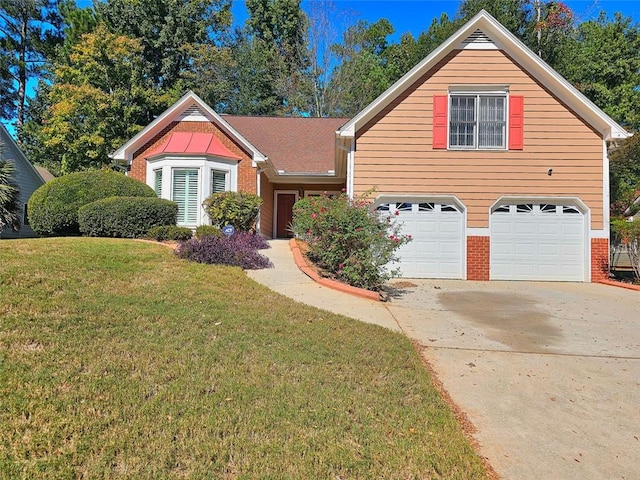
left=0, top=238, right=488, bottom=479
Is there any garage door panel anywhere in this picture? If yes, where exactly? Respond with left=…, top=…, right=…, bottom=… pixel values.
left=491, top=203, right=585, bottom=282
left=392, top=202, right=464, bottom=279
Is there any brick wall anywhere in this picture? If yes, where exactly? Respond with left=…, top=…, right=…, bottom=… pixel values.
left=591, top=238, right=609, bottom=282
left=467, top=236, right=490, bottom=281
left=130, top=121, right=256, bottom=193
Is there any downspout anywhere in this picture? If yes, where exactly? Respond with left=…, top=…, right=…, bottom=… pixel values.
left=347, top=138, right=355, bottom=199
left=256, top=168, right=264, bottom=235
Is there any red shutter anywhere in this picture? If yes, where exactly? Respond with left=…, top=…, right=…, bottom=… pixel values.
left=433, top=95, right=448, bottom=149
left=509, top=95, right=524, bottom=150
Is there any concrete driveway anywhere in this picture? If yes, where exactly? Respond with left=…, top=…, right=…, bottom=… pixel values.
left=386, top=280, right=640, bottom=480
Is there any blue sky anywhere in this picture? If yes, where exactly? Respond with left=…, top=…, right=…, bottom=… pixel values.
left=233, top=0, right=640, bottom=39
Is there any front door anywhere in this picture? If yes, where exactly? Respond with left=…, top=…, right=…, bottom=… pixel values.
left=276, top=193, right=297, bottom=238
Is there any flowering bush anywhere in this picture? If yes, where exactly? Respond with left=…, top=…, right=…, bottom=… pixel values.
left=175, top=232, right=272, bottom=270
left=611, top=218, right=640, bottom=281
left=291, top=192, right=410, bottom=290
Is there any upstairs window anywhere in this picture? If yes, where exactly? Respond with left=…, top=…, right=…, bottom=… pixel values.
left=433, top=93, right=523, bottom=150
left=449, top=94, right=506, bottom=149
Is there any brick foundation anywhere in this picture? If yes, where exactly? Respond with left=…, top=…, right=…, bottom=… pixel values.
left=467, top=236, right=490, bottom=281
left=590, top=238, right=609, bottom=282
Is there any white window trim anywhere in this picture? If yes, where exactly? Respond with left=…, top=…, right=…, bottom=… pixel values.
left=146, top=155, right=238, bottom=226
left=447, top=89, right=509, bottom=151
left=304, top=190, right=342, bottom=198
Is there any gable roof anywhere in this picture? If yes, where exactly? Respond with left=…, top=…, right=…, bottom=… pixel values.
left=337, top=10, right=630, bottom=142
left=223, top=116, right=349, bottom=175
left=0, top=123, right=45, bottom=184
left=110, top=91, right=266, bottom=164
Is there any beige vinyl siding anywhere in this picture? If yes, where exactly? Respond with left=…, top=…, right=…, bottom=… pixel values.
left=354, top=49, right=604, bottom=229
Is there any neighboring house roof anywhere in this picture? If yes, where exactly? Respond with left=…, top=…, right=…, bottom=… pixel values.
left=34, top=165, right=55, bottom=182
left=338, top=10, right=630, bottom=142
left=223, top=116, right=349, bottom=175
left=146, top=132, right=241, bottom=160
left=110, top=91, right=267, bottom=165
left=0, top=124, right=45, bottom=184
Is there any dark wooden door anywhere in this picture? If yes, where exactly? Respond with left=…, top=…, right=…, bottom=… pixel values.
left=276, top=193, right=296, bottom=238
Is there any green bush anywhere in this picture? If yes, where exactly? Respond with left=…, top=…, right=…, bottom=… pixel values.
left=291, top=192, right=410, bottom=290
left=78, top=196, right=178, bottom=238
left=203, top=191, right=262, bottom=232
left=195, top=224, right=222, bottom=239
left=28, top=170, right=156, bottom=236
left=146, top=225, right=193, bottom=242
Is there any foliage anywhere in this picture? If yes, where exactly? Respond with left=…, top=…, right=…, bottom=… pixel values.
left=609, top=132, right=640, bottom=216
left=0, top=0, right=63, bottom=126
left=32, top=24, right=169, bottom=174
left=611, top=218, right=640, bottom=280
left=97, top=0, right=232, bottom=91
left=28, top=170, right=156, bottom=236
left=147, top=225, right=194, bottom=242
left=229, top=0, right=312, bottom=115
left=0, top=238, right=488, bottom=478
left=202, top=191, right=263, bottom=231
left=195, top=224, right=222, bottom=239
left=0, top=159, right=21, bottom=232
left=556, top=12, right=640, bottom=130
left=176, top=232, right=272, bottom=269
left=78, top=196, right=178, bottom=238
left=291, top=192, right=411, bottom=290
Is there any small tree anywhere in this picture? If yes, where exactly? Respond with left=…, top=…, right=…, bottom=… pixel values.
left=611, top=218, right=640, bottom=281
left=0, top=159, right=21, bottom=233
left=202, top=191, right=262, bottom=231
left=291, top=192, right=410, bottom=290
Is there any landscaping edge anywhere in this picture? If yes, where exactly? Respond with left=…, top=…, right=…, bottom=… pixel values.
left=597, top=279, right=640, bottom=292
left=289, top=238, right=382, bottom=302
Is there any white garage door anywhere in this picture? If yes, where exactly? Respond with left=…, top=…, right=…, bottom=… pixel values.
left=491, top=203, right=585, bottom=281
left=378, top=201, right=464, bottom=279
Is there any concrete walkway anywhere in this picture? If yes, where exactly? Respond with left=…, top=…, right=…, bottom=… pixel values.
left=247, top=240, right=640, bottom=480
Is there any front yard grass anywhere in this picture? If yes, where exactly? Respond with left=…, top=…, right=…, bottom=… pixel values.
left=0, top=238, right=488, bottom=479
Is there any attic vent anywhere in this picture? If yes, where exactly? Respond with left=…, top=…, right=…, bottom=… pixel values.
left=462, top=29, right=496, bottom=49
left=179, top=104, right=208, bottom=121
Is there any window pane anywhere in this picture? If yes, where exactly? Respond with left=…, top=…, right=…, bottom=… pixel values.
left=173, top=169, right=199, bottom=225
left=211, top=170, right=226, bottom=194
left=478, top=96, right=505, bottom=148
left=154, top=169, right=162, bottom=197
left=449, top=96, right=476, bottom=147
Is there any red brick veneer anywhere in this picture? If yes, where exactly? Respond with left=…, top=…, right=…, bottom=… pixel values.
left=130, top=121, right=257, bottom=194
left=467, top=236, right=490, bottom=281
left=590, top=238, right=609, bottom=282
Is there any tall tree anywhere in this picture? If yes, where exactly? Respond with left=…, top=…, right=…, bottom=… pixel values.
left=0, top=0, right=62, bottom=128
left=609, top=132, right=640, bottom=216
left=328, top=18, right=394, bottom=117
left=32, top=24, right=165, bottom=174
left=97, top=0, right=232, bottom=91
left=230, top=0, right=312, bottom=115
left=556, top=12, right=640, bottom=130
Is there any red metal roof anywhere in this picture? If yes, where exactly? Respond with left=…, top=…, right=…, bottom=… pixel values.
left=146, top=132, right=241, bottom=160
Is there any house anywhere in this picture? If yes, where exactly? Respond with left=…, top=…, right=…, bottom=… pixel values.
left=111, top=10, right=630, bottom=283
left=0, top=123, right=45, bottom=238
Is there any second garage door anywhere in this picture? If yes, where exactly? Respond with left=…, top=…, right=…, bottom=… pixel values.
left=378, top=201, right=464, bottom=279
left=490, top=202, right=586, bottom=281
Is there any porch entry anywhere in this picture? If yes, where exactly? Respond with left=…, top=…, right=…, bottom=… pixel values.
left=275, top=191, right=297, bottom=238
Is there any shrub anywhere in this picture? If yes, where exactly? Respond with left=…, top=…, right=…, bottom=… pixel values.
left=203, top=191, right=262, bottom=232
left=195, top=224, right=222, bottom=239
left=28, top=170, right=156, bottom=236
left=175, top=232, right=272, bottom=270
left=78, top=196, right=178, bottom=238
left=291, top=192, right=410, bottom=290
left=611, top=218, right=640, bottom=280
left=146, top=225, right=193, bottom=242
